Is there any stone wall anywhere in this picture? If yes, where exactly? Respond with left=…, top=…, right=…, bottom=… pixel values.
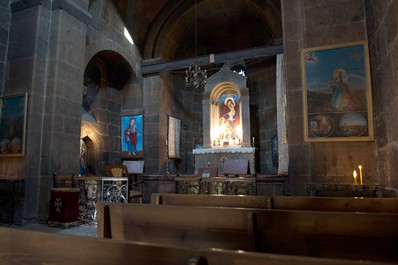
left=0, top=1, right=10, bottom=95
left=248, top=58, right=278, bottom=174
left=365, top=1, right=398, bottom=191
left=282, top=0, right=378, bottom=195
left=1, top=0, right=91, bottom=223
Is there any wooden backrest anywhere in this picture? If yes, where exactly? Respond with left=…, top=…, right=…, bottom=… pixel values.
left=197, top=167, right=218, bottom=177
left=151, top=193, right=271, bottom=208
left=271, top=196, right=398, bottom=213
left=97, top=202, right=398, bottom=263
left=152, top=193, right=398, bottom=214
left=223, top=158, right=248, bottom=175
left=106, top=164, right=128, bottom=177
left=97, top=202, right=256, bottom=251
left=253, top=209, right=398, bottom=263
left=1, top=227, right=386, bottom=265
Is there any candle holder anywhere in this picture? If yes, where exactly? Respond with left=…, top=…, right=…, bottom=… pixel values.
left=165, top=142, right=170, bottom=177
left=251, top=141, right=257, bottom=177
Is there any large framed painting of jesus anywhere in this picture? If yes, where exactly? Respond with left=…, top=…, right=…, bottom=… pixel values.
left=0, top=93, right=28, bottom=157
left=302, top=41, right=374, bottom=142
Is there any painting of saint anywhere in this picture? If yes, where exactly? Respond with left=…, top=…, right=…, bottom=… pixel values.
left=302, top=42, right=373, bottom=141
left=121, top=115, right=143, bottom=158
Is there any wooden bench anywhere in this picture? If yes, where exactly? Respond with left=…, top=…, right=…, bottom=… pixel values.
left=1, top=227, right=388, bottom=265
left=152, top=193, right=398, bottom=213
left=152, top=193, right=271, bottom=208
left=97, top=202, right=398, bottom=263
left=97, top=202, right=257, bottom=251
left=271, top=195, right=398, bottom=213
left=253, top=208, right=398, bottom=263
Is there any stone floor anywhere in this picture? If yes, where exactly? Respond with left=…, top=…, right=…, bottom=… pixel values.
left=1, top=221, right=97, bottom=237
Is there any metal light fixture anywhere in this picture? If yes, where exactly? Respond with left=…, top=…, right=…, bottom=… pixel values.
left=185, top=0, right=207, bottom=90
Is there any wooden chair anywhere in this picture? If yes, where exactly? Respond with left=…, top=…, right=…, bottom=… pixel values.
left=106, top=163, right=144, bottom=203
left=122, top=161, right=145, bottom=203
left=106, top=164, right=129, bottom=178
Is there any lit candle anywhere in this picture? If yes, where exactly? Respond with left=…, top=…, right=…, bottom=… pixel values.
left=358, top=165, right=363, bottom=185
left=252, top=137, right=255, bottom=144
left=353, top=170, right=357, bottom=185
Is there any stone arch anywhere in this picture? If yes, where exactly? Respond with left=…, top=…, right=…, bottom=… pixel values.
left=81, top=49, right=136, bottom=173
left=85, top=39, right=140, bottom=84
left=80, top=123, right=101, bottom=176
left=144, top=0, right=281, bottom=61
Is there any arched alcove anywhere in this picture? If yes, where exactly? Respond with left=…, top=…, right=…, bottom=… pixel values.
left=209, top=82, right=242, bottom=147
left=193, top=64, right=255, bottom=174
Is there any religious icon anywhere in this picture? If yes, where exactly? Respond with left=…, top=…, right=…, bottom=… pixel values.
left=121, top=114, right=144, bottom=158
left=302, top=41, right=374, bottom=142
left=217, top=92, right=240, bottom=146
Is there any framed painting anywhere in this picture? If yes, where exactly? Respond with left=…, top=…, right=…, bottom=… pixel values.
left=167, top=115, right=181, bottom=159
left=302, top=41, right=374, bottom=142
left=0, top=93, right=28, bottom=157
left=121, top=114, right=143, bottom=159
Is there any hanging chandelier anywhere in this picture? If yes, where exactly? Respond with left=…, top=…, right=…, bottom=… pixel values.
left=185, top=0, right=207, bottom=90
left=185, top=64, right=207, bottom=90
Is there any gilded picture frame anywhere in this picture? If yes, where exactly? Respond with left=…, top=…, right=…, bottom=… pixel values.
left=0, top=93, right=28, bottom=157
left=302, top=41, right=374, bottom=142
left=121, top=114, right=144, bottom=159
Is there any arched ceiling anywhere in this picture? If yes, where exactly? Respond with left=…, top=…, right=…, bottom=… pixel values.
left=111, top=0, right=282, bottom=62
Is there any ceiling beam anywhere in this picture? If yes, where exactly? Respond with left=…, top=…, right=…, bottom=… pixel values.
left=141, top=44, right=283, bottom=75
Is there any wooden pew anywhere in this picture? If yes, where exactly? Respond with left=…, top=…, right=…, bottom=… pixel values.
left=253, top=209, right=398, bottom=263
left=152, top=193, right=398, bottom=213
left=1, top=227, right=390, bottom=265
left=97, top=202, right=257, bottom=251
left=271, top=195, right=398, bottom=213
left=97, top=202, right=398, bottom=263
left=151, top=193, right=271, bottom=208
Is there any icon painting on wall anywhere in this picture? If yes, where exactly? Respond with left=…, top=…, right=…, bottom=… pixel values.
left=121, top=114, right=143, bottom=159
left=0, top=93, right=28, bottom=157
left=302, top=41, right=374, bottom=142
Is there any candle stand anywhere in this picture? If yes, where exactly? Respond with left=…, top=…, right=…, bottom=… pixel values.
left=251, top=140, right=257, bottom=176
left=165, top=142, right=170, bottom=176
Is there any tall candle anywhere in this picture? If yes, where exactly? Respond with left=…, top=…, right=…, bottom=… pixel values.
left=358, top=165, right=363, bottom=185
left=353, top=170, right=357, bottom=185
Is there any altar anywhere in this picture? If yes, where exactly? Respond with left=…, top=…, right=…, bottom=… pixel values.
left=194, top=63, right=256, bottom=174
left=193, top=147, right=255, bottom=174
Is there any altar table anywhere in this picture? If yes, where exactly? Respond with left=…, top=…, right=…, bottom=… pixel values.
left=175, top=176, right=256, bottom=195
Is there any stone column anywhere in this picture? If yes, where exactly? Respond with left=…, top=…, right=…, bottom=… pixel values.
left=240, top=93, right=251, bottom=148
left=143, top=74, right=165, bottom=174
left=202, top=99, right=211, bottom=148
left=276, top=54, right=289, bottom=175
left=6, top=0, right=91, bottom=223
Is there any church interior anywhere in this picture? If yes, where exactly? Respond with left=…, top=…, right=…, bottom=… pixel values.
left=1, top=0, right=398, bottom=264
